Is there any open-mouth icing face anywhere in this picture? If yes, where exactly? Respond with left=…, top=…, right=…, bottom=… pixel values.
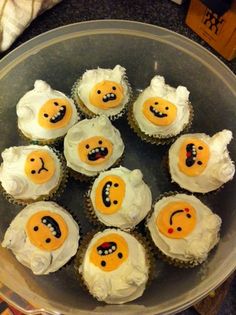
left=156, top=201, right=196, bottom=239
left=178, top=138, right=210, bottom=176
left=26, top=211, right=68, bottom=251
left=89, top=80, right=124, bottom=109
left=142, top=97, right=177, bottom=126
left=90, top=233, right=128, bottom=272
left=95, top=175, right=126, bottom=214
left=25, top=150, right=56, bottom=184
left=78, top=136, right=113, bottom=165
left=38, top=98, right=72, bottom=129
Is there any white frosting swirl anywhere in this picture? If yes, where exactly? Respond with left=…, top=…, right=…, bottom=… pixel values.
left=17, top=80, right=79, bottom=140
left=1, top=201, right=80, bottom=275
left=147, top=194, right=221, bottom=263
left=133, top=76, right=190, bottom=137
left=169, top=130, right=235, bottom=193
left=80, top=229, right=149, bottom=304
left=90, top=166, right=152, bottom=230
left=0, top=145, right=61, bottom=200
left=77, top=65, right=130, bottom=116
left=64, top=116, right=124, bottom=176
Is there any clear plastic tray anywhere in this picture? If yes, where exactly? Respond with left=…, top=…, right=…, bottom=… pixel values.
left=0, top=20, right=235, bottom=315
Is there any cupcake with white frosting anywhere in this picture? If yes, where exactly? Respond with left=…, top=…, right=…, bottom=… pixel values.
left=64, top=116, right=124, bottom=180
left=147, top=193, right=221, bottom=267
left=168, top=130, right=235, bottom=193
left=0, top=145, right=67, bottom=205
left=128, top=75, right=192, bottom=144
left=17, top=80, right=79, bottom=144
left=2, top=201, right=80, bottom=275
left=87, top=166, right=152, bottom=230
left=77, top=228, right=149, bottom=304
left=72, top=65, right=131, bottom=120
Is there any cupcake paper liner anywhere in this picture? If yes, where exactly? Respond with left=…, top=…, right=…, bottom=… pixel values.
left=71, top=77, right=133, bottom=121
left=1, top=149, right=68, bottom=206
left=146, top=191, right=216, bottom=268
left=127, top=102, right=194, bottom=145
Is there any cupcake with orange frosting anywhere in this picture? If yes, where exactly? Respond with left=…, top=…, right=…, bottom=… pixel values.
left=72, top=65, right=131, bottom=120
left=17, top=80, right=79, bottom=144
left=128, top=75, right=192, bottom=144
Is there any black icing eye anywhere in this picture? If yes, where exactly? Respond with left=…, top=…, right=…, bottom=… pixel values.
left=44, top=113, right=49, bottom=118
left=114, top=183, right=119, bottom=187
left=31, top=170, right=36, bottom=174
left=98, top=140, right=103, bottom=145
left=33, top=226, right=38, bottom=231
left=165, top=107, right=169, bottom=110
left=154, top=102, right=158, bottom=105
left=198, top=146, right=203, bottom=150
left=177, top=227, right=182, bottom=232
left=30, top=158, right=35, bottom=162
left=97, top=90, right=101, bottom=94
left=113, top=200, right=118, bottom=205
left=86, top=144, right=90, bottom=149
left=112, top=86, right=116, bottom=90
left=54, top=102, right=59, bottom=106
left=101, top=260, right=106, bottom=267
left=197, top=161, right=203, bottom=165
left=46, top=238, right=51, bottom=243
left=118, top=252, right=123, bottom=259
left=187, top=214, right=192, bottom=218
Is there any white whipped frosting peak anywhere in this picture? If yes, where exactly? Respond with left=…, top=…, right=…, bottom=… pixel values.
left=77, top=65, right=130, bottom=116
left=90, top=166, right=152, bottom=230
left=17, top=80, right=79, bottom=140
left=147, top=194, right=221, bottom=263
left=1, top=201, right=80, bottom=275
left=0, top=145, right=61, bottom=200
left=169, top=130, right=235, bottom=193
left=133, top=75, right=190, bottom=137
left=64, top=116, right=124, bottom=176
left=80, top=229, right=149, bottom=304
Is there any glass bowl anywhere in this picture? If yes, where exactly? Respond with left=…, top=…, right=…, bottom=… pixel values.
left=0, top=20, right=235, bottom=315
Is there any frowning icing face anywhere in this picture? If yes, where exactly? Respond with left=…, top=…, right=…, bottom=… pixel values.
left=89, top=80, right=124, bottom=109
left=178, top=138, right=210, bottom=176
left=78, top=136, right=113, bottom=165
left=156, top=201, right=196, bottom=239
left=90, top=233, right=128, bottom=272
left=24, top=150, right=56, bottom=184
left=95, top=175, right=126, bottom=214
left=38, top=98, right=72, bottom=129
left=26, top=211, right=68, bottom=251
left=143, top=97, right=177, bottom=126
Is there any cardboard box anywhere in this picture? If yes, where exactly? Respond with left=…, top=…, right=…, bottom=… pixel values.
left=186, top=0, right=236, bottom=60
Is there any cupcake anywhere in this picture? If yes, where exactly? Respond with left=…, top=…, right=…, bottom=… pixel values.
left=87, top=166, right=152, bottom=230
left=77, top=228, right=149, bottom=304
left=129, top=75, right=192, bottom=144
left=147, top=193, right=222, bottom=267
left=168, top=130, right=235, bottom=193
left=64, top=115, right=124, bottom=180
left=17, top=80, right=79, bottom=144
left=2, top=201, right=80, bottom=275
left=72, top=65, right=131, bottom=120
left=0, top=145, right=66, bottom=205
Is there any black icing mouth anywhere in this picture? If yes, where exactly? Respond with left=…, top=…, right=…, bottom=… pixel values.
left=102, top=93, right=117, bottom=103
left=185, top=143, right=197, bottom=167
left=97, top=241, right=117, bottom=256
left=38, top=157, right=48, bottom=174
left=87, top=147, right=108, bottom=161
left=41, top=216, right=61, bottom=238
left=102, top=181, right=112, bottom=207
left=49, top=106, right=66, bottom=123
left=150, top=105, right=167, bottom=118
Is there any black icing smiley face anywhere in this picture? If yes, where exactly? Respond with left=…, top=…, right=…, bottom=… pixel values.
left=78, top=136, right=113, bottom=165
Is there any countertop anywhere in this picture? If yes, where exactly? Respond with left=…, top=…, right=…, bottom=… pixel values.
left=0, top=1, right=235, bottom=315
